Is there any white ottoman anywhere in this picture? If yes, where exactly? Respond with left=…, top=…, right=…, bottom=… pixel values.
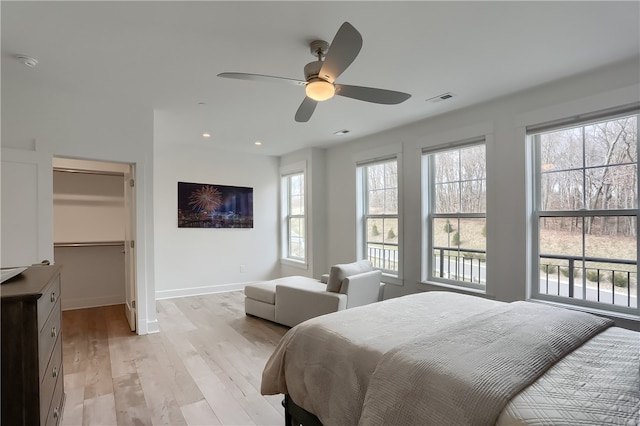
left=244, top=280, right=278, bottom=322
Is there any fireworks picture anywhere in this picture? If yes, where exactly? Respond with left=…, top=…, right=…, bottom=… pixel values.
left=188, top=185, right=222, bottom=213
left=178, top=182, right=253, bottom=228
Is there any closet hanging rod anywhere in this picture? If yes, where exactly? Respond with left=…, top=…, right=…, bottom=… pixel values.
left=53, top=167, right=124, bottom=177
left=54, top=241, right=125, bottom=248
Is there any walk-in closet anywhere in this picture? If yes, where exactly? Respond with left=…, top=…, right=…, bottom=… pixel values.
left=52, top=158, right=132, bottom=319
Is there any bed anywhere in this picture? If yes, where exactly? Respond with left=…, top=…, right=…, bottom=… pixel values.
left=261, top=291, right=639, bottom=425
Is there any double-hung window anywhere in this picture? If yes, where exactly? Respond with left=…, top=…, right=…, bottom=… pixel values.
left=423, top=140, right=487, bottom=290
left=358, top=157, right=400, bottom=276
left=281, top=169, right=306, bottom=264
left=529, top=107, right=638, bottom=314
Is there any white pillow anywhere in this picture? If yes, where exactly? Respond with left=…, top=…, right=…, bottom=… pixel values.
left=326, top=260, right=373, bottom=293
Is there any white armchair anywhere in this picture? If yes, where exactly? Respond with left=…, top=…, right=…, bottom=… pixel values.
left=276, top=268, right=383, bottom=326
left=244, top=260, right=385, bottom=327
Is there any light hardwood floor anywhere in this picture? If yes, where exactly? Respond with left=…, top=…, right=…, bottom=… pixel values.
left=61, top=291, right=289, bottom=426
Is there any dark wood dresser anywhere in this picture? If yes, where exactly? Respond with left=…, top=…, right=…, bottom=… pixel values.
left=1, top=265, right=65, bottom=426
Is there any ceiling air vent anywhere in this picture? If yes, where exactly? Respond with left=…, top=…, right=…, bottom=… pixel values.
left=426, top=92, right=456, bottom=103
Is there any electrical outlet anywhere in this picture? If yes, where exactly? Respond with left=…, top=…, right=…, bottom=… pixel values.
left=240, top=265, right=246, bottom=273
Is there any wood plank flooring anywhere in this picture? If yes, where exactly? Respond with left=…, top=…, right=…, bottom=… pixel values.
left=61, top=291, right=289, bottom=426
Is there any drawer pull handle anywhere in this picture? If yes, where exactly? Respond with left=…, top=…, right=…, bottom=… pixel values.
left=52, top=366, right=59, bottom=378
left=51, top=292, right=56, bottom=303
left=51, top=326, right=57, bottom=338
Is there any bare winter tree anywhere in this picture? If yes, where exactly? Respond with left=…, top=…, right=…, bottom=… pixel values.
left=538, top=116, right=637, bottom=237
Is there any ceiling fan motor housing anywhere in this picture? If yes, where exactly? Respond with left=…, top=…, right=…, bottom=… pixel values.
left=304, top=60, right=325, bottom=82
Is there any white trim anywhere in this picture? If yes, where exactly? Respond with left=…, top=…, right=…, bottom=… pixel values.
left=146, top=319, right=159, bottom=334
left=523, top=127, right=535, bottom=301
left=280, top=258, right=308, bottom=269
left=416, top=122, right=494, bottom=151
left=354, top=143, right=401, bottom=165
left=516, top=84, right=640, bottom=128
left=280, top=160, right=306, bottom=176
left=382, top=273, right=402, bottom=286
left=155, top=282, right=251, bottom=300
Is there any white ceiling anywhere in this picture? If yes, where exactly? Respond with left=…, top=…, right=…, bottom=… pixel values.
left=2, top=1, right=639, bottom=156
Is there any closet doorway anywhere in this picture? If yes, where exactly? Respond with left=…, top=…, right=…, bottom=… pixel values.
left=52, top=157, right=137, bottom=332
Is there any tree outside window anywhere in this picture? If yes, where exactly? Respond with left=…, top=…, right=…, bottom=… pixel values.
left=424, top=142, right=487, bottom=289
left=361, top=159, right=399, bottom=274
left=532, top=113, right=638, bottom=312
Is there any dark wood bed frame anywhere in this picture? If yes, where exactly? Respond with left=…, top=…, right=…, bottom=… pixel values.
left=283, top=395, right=323, bottom=426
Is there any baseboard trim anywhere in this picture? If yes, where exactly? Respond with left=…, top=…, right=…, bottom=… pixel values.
left=155, top=282, right=257, bottom=300
left=62, top=295, right=125, bottom=311
left=145, top=319, right=160, bottom=334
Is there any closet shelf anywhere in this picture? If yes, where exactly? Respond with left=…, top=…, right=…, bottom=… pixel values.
left=54, top=241, right=124, bottom=248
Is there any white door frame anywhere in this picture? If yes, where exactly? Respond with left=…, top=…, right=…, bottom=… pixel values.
left=124, top=165, right=137, bottom=331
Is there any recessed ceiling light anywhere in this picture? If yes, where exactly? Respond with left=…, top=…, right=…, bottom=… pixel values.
left=202, top=133, right=211, bottom=138
left=255, top=141, right=262, bottom=146
left=333, top=129, right=350, bottom=136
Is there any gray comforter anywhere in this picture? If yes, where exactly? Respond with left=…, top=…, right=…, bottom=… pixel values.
left=262, top=292, right=638, bottom=425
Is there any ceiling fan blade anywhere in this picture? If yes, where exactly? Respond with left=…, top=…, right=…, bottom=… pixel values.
left=319, top=22, right=363, bottom=83
left=217, top=72, right=306, bottom=86
left=295, top=97, right=318, bottom=122
left=335, top=84, right=411, bottom=105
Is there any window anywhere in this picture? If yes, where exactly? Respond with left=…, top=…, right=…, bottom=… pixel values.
left=358, top=158, right=399, bottom=275
left=423, top=141, right=486, bottom=290
left=282, top=171, right=306, bottom=263
left=530, top=110, right=638, bottom=314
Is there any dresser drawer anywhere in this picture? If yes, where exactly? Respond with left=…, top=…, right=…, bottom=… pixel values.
left=1, top=266, right=63, bottom=426
left=39, top=298, right=62, bottom=381
left=37, top=274, right=61, bottom=331
left=45, top=369, right=65, bottom=426
left=40, top=333, right=63, bottom=425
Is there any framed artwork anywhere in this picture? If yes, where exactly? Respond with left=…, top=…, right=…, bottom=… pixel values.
left=178, top=182, right=253, bottom=228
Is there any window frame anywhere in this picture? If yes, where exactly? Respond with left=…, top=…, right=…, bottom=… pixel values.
left=355, top=145, right=403, bottom=284
left=280, top=162, right=308, bottom=268
left=422, top=138, right=487, bottom=292
left=528, top=107, right=639, bottom=317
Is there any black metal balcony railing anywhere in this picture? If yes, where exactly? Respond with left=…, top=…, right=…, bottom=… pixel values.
left=369, top=244, right=637, bottom=308
left=433, top=246, right=486, bottom=285
left=367, top=243, right=399, bottom=273
left=539, top=254, right=637, bottom=308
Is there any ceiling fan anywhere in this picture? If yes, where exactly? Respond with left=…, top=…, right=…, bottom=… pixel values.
left=217, top=22, right=411, bottom=122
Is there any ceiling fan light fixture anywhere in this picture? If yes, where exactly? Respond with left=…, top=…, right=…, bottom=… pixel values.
left=305, top=80, right=335, bottom=101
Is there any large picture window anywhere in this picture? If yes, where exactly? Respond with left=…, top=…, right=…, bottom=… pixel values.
left=423, top=141, right=486, bottom=290
left=358, top=158, right=399, bottom=275
left=282, top=171, right=306, bottom=263
left=530, top=110, right=638, bottom=313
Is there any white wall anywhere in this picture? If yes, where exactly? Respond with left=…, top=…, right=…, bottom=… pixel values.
left=153, top=112, right=280, bottom=299
left=324, top=58, right=640, bottom=303
left=54, top=246, right=126, bottom=310
left=1, top=78, right=156, bottom=333
left=53, top=171, right=125, bottom=243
